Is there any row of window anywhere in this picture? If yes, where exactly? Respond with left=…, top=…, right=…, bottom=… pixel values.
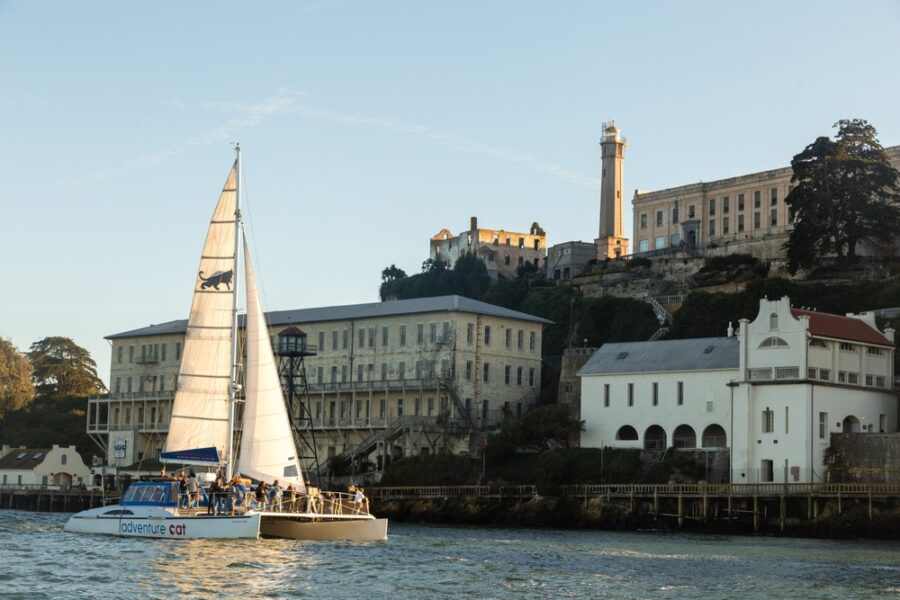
left=810, top=338, right=884, bottom=355
left=601, top=382, right=689, bottom=408
left=310, top=323, right=538, bottom=353
left=117, top=342, right=182, bottom=365
left=114, top=374, right=170, bottom=394
left=638, top=188, right=785, bottom=230
left=708, top=210, right=782, bottom=236
left=311, top=361, right=539, bottom=387
left=313, top=396, right=526, bottom=421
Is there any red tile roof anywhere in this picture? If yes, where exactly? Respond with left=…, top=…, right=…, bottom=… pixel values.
left=791, top=309, right=892, bottom=346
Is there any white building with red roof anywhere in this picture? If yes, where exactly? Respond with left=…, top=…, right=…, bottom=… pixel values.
left=579, top=296, right=896, bottom=484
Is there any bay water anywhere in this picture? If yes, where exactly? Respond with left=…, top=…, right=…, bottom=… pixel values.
left=2, top=510, right=898, bottom=598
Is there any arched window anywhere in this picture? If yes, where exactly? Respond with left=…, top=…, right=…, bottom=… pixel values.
left=759, top=337, right=789, bottom=348
left=644, top=425, right=667, bottom=450
left=673, top=425, right=697, bottom=448
left=769, top=312, right=778, bottom=330
left=702, top=424, right=727, bottom=448
left=61, top=454, right=67, bottom=465
left=616, top=425, right=638, bottom=441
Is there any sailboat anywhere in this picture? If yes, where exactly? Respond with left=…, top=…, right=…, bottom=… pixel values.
left=65, top=148, right=388, bottom=541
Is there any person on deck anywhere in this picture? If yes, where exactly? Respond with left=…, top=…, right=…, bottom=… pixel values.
left=255, top=481, right=269, bottom=510
left=285, top=483, right=297, bottom=513
left=178, top=474, right=188, bottom=508
left=186, top=471, right=200, bottom=508
left=208, top=476, right=223, bottom=515
left=271, top=480, right=284, bottom=512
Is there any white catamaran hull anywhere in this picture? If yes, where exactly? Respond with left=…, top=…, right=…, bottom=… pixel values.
left=64, top=509, right=261, bottom=539
left=259, top=514, right=388, bottom=541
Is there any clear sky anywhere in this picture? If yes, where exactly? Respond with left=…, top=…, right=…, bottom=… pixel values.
left=1, top=0, right=899, bottom=384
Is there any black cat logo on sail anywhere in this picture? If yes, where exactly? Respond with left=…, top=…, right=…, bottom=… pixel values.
left=198, top=270, right=233, bottom=290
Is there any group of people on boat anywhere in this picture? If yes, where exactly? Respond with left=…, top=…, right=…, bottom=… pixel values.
left=158, top=468, right=368, bottom=516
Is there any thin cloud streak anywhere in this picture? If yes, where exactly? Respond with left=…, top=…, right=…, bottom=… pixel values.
left=65, top=87, right=598, bottom=189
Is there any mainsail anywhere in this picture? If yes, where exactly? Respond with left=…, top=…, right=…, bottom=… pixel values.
left=161, top=164, right=238, bottom=465
left=236, top=237, right=305, bottom=490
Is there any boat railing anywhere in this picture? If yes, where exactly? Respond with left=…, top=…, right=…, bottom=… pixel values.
left=193, top=488, right=373, bottom=518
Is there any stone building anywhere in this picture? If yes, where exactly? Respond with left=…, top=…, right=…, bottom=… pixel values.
left=579, top=297, right=896, bottom=483
left=430, top=217, right=547, bottom=279
left=631, top=146, right=900, bottom=259
left=87, top=295, right=550, bottom=473
left=544, top=241, right=596, bottom=282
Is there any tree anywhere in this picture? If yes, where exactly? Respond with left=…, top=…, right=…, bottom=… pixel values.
left=785, top=119, right=900, bottom=273
left=0, top=338, right=35, bottom=419
left=28, top=337, right=106, bottom=399
left=381, top=264, right=407, bottom=283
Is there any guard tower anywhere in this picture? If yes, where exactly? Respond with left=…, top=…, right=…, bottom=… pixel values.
left=275, top=326, right=321, bottom=485
left=595, top=121, right=630, bottom=259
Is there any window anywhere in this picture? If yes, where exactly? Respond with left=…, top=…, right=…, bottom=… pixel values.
left=762, top=408, right=774, bottom=433
left=865, top=374, right=874, bottom=386
left=754, top=190, right=761, bottom=208
left=429, top=323, right=437, bottom=344
left=771, top=187, right=778, bottom=205
left=505, top=329, right=512, bottom=348
left=483, top=363, right=490, bottom=383
left=381, top=363, right=388, bottom=381
left=738, top=214, right=745, bottom=232
left=839, top=342, right=855, bottom=351
left=775, top=367, right=799, bottom=379
left=517, top=330, right=524, bottom=350
left=848, top=372, right=859, bottom=384
left=655, top=236, right=665, bottom=249
left=709, top=198, right=716, bottom=216
left=517, top=366, right=523, bottom=385
left=759, top=336, right=788, bottom=348
left=809, top=339, right=827, bottom=348
left=688, top=205, right=695, bottom=218
left=738, top=193, right=745, bottom=211
left=129, top=345, right=134, bottom=363
left=115, top=377, right=121, bottom=393
left=417, top=324, right=424, bottom=344
left=627, top=383, right=634, bottom=407
left=504, top=365, right=511, bottom=384
left=723, top=197, right=730, bottom=214
left=640, top=213, right=647, bottom=229
left=61, top=454, right=67, bottom=465
left=604, top=384, right=610, bottom=407
left=529, top=332, right=536, bottom=351
left=672, top=205, right=679, bottom=224
left=317, top=366, right=323, bottom=383
left=818, top=368, right=830, bottom=381
left=382, top=327, right=389, bottom=347
left=761, top=459, right=774, bottom=483
left=343, top=330, right=349, bottom=349
left=117, top=346, right=123, bottom=364
left=442, top=321, right=450, bottom=342
left=838, top=371, right=847, bottom=383
left=652, top=382, right=658, bottom=406
left=399, top=362, right=406, bottom=379
left=771, top=208, right=778, bottom=227
left=867, top=347, right=882, bottom=356
left=656, top=210, right=663, bottom=226
left=677, top=382, right=683, bottom=406
left=399, top=326, right=406, bottom=346
left=465, top=361, right=472, bottom=381
left=319, top=331, right=326, bottom=350
left=367, top=327, right=375, bottom=348
left=722, top=217, right=729, bottom=235
left=484, top=326, right=491, bottom=346
left=769, top=313, right=778, bottom=330
left=175, top=342, right=182, bottom=361
left=708, top=220, right=716, bottom=236
left=466, top=323, right=474, bottom=344
left=819, top=412, right=828, bottom=439
left=876, top=376, right=886, bottom=388
left=529, top=368, right=535, bottom=386
left=639, top=239, right=649, bottom=252
left=754, top=212, right=760, bottom=229
left=518, top=237, right=524, bottom=248
left=359, top=328, right=365, bottom=347
left=808, top=367, right=817, bottom=379
left=127, top=376, right=132, bottom=393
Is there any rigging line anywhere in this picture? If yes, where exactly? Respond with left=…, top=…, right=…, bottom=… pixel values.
left=238, top=155, right=275, bottom=333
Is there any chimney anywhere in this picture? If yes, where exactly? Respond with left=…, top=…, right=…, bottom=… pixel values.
left=470, top=216, right=478, bottom=231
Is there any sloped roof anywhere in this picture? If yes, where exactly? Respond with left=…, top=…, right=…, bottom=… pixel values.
left=107, top=295, right=553, bottom=339
left=0, top=448, right=51, bottom=470
left=578, top=337, right=739, bottom=376
left=791, top=309, right=892, bottom=346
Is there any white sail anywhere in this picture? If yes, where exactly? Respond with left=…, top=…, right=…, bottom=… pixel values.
left=162, top=164, right=238, bottom=464
left=237, top=237, right=305, bottom=491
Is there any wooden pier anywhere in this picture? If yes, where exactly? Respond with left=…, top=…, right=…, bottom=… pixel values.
left=0, top=484, right=119, bottom=513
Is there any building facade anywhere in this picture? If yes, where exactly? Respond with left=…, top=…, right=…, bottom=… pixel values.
left=430, top=217, right=547, bottom=279
left=0, top=445, right=91, bottom=487
left=87, top=295, right=549, bottom=473
left=544, top=241, right=596, bottom=282
left=579, top=297, right=896, bottom=483
left=632, top=146, right=900, bottom=258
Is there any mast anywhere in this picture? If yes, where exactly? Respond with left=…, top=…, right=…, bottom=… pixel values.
left=226, top=144, right=242, bottom=480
